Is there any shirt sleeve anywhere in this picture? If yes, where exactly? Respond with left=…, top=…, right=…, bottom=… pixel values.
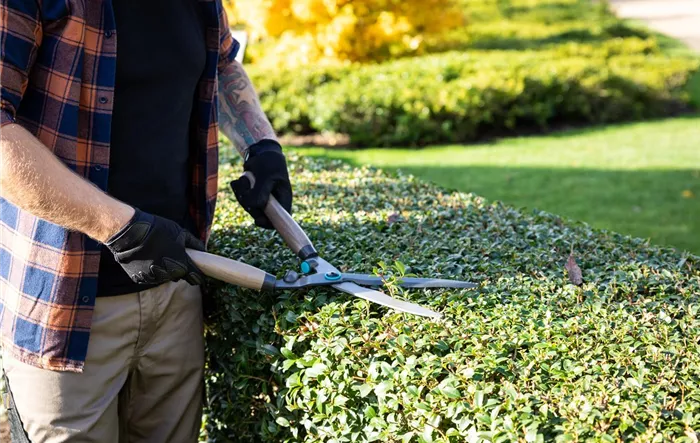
left=0, top=0, right=42, bottom=127
left=217, top=1, right=240, bottom=71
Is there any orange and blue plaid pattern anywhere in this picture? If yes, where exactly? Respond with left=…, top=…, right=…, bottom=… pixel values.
left=0, top=0, right=239, bottom=372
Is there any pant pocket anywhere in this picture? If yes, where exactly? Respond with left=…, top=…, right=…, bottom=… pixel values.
left=2, top=367, right=31, bottom=443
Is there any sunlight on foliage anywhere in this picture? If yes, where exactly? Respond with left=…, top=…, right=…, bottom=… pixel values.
left=223, top=0, right=465, bottom=67
left=204, top=153, right=700, bottom=442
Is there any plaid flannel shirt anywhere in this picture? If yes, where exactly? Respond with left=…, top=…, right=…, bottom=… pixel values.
left=0, top=0, right=239, bottom=372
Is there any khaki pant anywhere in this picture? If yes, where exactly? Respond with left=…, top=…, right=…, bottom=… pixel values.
left=2, top=280, right=204, bottom=443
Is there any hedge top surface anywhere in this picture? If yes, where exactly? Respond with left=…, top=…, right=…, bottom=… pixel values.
left=205, top=154, right=700, bottom=443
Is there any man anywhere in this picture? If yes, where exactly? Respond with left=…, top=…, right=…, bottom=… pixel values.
left=0, top=0, right=292, bottom=441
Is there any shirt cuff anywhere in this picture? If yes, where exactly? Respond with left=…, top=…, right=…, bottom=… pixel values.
left=219, top=31, right=241, bottom=69
left=0, top=109, right=16, bottom=127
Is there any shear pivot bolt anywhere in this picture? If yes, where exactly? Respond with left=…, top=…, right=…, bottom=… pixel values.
left=324, top=271, right=342, bottom=281
left=283, top=271, right=299, bottom=283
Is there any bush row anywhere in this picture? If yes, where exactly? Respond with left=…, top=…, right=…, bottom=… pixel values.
left=250, top=45, right=699, bottom=146
left=204, top=154, right=700, bottom=442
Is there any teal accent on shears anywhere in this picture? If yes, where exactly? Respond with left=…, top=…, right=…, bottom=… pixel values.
left=301, top=261, right=312, bottom=274
left=324, top=271, right=342, bottom=281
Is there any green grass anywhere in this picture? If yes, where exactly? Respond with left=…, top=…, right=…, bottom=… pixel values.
left=297, top=116, right=700, bottom=255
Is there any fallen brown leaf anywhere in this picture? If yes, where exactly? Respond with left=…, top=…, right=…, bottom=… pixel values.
left=387, top=212, right=403, bottom=225
left=565, top=253, right=583, bottom=286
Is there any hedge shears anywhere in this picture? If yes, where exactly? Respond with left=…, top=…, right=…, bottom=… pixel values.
left=187, top=173, right=476, bottom=319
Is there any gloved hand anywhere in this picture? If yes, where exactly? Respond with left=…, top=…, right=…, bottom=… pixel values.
left=230, top=139, right=293, bottom=229
left=104, top=208, right=205, bottom=286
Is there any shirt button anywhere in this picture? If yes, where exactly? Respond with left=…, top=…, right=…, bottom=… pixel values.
left=82, top=296, right=90, bottom=303
left=104, top=30, right=113, bottom=38
left=99, top=96, right=109, bottom=104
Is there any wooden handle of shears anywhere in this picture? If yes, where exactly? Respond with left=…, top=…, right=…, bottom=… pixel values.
left=241, top=171, right=318, bottom=260
left=186, top=248, right=276, bottom=291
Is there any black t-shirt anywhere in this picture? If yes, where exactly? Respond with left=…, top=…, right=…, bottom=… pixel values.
left=97, top=0, right=207, bottom=296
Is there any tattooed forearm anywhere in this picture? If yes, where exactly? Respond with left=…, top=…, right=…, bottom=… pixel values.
left=218, top=61, right=277, bottom=156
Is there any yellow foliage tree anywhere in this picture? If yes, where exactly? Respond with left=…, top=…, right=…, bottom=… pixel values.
left=224, top=0, right=465, bottom=67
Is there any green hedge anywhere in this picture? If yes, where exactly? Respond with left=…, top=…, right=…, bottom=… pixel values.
left=204, top=154, right=700, bottom=442
left=251, top=46, right=699, bottom=146
left=245, top=0, right=700, bottom=146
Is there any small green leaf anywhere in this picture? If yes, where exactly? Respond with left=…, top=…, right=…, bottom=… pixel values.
left=632, top=421, right=647, bottom=433
left=380, top=361, right=393, bottom=376
left=354, top=383, right=373, bottom=398
left=474, top=390, right=484, bottom=408
left=280, top=347, right=296, bottom=359
left=260, top=344, right=280, bottom=356
left=374, top=380, right=393, bottom=398
left=365, top=405, right=377, bottom=419
left=305, top=362, right=327, bottom=378
left=397, top=334, right=412, bottom=347
left=286, top=372, right=302, bottom=388
left=442, top=386, right=462, bottom=399
left=525, top=427, right=538, bottom=443
left=416, top=402, right=432, bottom=412
left=422, top=426, right=434, bottom=443
left=406, top=385, right=420, bottom=397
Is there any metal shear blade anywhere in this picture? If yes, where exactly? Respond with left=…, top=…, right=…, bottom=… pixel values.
left=275, top=272, right=477, bottom=290
left=333, top=282, right=443, bottom=319
left=275, top=257, right=476, bottom=319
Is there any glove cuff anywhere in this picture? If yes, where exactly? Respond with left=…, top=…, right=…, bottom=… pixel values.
left=246, top=139, right=283, bottom=161
left=104, top=208, right=154, bottom=251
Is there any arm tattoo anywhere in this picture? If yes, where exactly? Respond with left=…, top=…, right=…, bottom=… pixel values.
left=218, top=61, right=277, bottom=156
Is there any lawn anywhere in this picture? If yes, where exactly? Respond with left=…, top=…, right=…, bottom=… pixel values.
left=298, top=116, right=700, bottom=255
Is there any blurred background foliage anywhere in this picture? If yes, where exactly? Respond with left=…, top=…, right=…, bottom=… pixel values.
left=223, top=0, right=465, bottom=67
left=221, top=0, right=699, bottom=147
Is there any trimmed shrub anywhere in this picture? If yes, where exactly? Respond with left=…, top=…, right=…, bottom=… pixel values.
left=237, top=0, right=699, bottom=146
left=204, top=154, right=700, bottom=442
left=251, top=65, right=348, bottom=135
left=250, top=49, right=699, bottom=146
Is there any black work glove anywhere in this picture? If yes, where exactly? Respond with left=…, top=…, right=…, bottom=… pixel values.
left=104, top=208, right=205, bottom=286
left=230, top=139, right=293, bottom=229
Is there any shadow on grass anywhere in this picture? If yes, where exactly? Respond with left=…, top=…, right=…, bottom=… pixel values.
left=495, top=0, right=607, bottom=21
left=620, top=18, right=699, bottom=58
left=312, top=161, right=700, bottom=255
left=689, top=71, right=700, bottom=108
left=539, top=114, right=700, bottom=140
left=469, top=28, right=607, bottom=50
left=469, top=22, right=651, bottom=51
left=457, top=0, right=651, bottom=51
left=292, top=114, right=700, bottom=151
